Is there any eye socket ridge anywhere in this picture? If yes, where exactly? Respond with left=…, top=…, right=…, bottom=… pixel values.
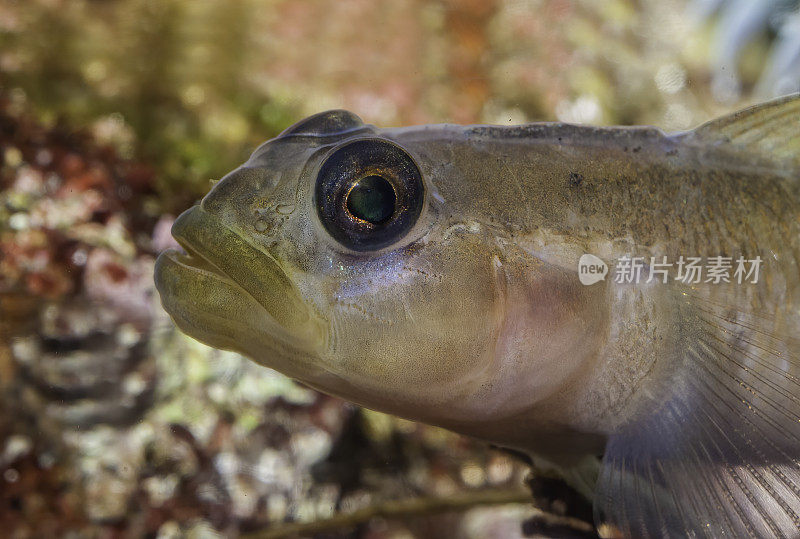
left=315, top=138, right=424, bottom=252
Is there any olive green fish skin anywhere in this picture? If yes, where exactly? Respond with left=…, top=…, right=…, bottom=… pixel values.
left=156, top=110, right=798, bottom=447
left=155, top=98, right=800, bottom=534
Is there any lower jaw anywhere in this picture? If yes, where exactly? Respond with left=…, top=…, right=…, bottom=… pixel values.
left=154, top=249, right=329, bottom=380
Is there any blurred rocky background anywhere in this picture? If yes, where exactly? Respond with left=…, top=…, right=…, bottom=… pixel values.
left=0, top=0, right=797, bottom=537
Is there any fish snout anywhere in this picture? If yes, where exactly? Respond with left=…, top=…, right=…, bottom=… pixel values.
left=168, top=205, right=321, bottom=338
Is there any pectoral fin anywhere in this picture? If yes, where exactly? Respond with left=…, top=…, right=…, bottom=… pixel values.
left=595, top=292, right=800, bottom=537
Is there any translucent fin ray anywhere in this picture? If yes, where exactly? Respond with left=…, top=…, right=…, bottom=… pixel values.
left=688, top=93, right=800, bottom=167
left=595, top=292, right=800, bottom=537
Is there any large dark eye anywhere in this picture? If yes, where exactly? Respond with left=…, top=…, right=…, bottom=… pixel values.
left=315, top=139, right=424, bottom=251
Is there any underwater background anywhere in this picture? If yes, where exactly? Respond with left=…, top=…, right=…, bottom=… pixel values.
left=0, top=0, right=798, bottom=537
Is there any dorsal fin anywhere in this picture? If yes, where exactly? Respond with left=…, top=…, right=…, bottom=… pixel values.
left=689, top=93, right=800, bottom=167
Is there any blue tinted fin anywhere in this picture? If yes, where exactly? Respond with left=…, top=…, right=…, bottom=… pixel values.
left=595, top=292, right=800, bottom=537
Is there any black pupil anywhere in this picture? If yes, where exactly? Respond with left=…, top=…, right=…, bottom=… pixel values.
left=346, top=175, right=396, bottom=224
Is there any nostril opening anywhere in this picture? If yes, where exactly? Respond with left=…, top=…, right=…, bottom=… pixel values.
left=254, top=217, right=270, bottom=233
left=254, top=203, right=295, bottom=233
left=253, top=208, right=273, bottom=232
left=274, top=203, right=295, bottom=215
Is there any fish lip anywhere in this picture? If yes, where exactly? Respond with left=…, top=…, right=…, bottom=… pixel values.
left=160, top=205, right=321, bottom=340
left=164, top=239, right=230, bottom=281
left=154, top=249, right=329, bottom=378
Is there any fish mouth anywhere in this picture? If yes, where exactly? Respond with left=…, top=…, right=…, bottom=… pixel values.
left=154, top=205, right=324, bottom=352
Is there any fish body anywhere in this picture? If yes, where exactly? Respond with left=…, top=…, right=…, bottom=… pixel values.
left=156, top=96, right=800, bottom=536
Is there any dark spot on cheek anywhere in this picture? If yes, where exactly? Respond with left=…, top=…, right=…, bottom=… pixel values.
left=568, top=172, right=584, bottom=187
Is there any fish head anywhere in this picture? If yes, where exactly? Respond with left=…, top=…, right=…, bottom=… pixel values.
left=155, top=110, right=606, bottom=435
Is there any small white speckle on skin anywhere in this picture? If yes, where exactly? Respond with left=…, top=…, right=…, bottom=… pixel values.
left=492, top=255, right=502, bottom=270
